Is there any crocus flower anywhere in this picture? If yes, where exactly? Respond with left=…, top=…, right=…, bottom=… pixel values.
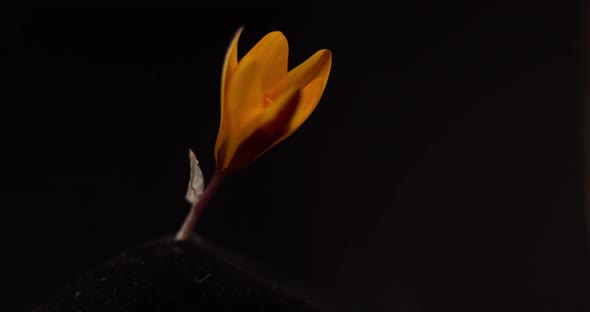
left=176, top=27, right=331, bottom=240
left=214, top=27, right=332, bottom=174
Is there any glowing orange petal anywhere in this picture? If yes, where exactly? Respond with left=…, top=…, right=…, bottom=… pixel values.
left=239, top=31, right=289, bottom=92
left=226, top=56, right=264, bottom=131
left=282, top=77, right=325, bottom=139
left=215, top=26, right=243, bottom=163
left=283, top=49, right=332, bottom=136
left=287, top=49, right=331, bottom=90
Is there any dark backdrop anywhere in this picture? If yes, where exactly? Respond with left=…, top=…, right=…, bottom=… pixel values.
left=2, top=2, right=589, bottom=312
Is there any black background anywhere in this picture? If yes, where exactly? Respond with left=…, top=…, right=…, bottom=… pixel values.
left=2, top=1, right=589, bottom=312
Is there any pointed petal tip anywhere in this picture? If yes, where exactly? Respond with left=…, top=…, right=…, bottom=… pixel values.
left=259, top=30, right=289, bottom=44
left=318, top=49, right=332, bottom=62
left=226, top=26, right=244, bottom=49
left=319, top=50, right=332, bottom=71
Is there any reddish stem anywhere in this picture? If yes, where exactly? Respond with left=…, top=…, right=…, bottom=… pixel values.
left=175, top=170, right=225, bottom=240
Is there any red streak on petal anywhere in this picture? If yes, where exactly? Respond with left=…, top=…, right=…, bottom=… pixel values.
left=228, top=90, right=301, bottom=171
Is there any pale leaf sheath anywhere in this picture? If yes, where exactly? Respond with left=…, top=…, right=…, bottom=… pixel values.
left=185, top=149, right=205, bottom=206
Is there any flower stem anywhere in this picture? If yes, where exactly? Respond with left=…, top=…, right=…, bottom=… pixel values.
left=175, top=170, right=225, bottom=240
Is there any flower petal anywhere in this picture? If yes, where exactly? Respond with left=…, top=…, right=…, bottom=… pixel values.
left=281, top=49, right=332, bottom=138
left=285, top=77, right=326, bottom=134
left=215, top=26, right=243, bottom=164
left=240, top=31, right=289, bottom=92
left=221, top=27, right=243, bottom=104
left=217, top=56, right=264, bottom=169
left=226, top=57, right=265, bottom=131
left=287, top=49, right=331, bottom=91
